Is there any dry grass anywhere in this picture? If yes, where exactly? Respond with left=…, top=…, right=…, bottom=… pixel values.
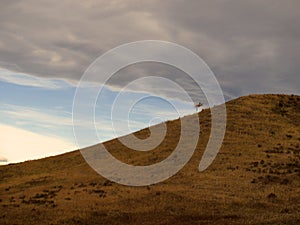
left=0, top=94, right=299, bottom=225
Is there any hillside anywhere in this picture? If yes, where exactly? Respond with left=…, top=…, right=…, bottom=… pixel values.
left=0, top=94, right=299, bottom=225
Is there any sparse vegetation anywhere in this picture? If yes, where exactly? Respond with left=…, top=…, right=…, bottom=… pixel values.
left=0, top=94, right=299, bottom=225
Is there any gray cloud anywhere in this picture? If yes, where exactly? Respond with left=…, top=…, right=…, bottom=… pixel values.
left=0, top=0, right=299, bottom=99
left=0, top=155, right=8, bottom=162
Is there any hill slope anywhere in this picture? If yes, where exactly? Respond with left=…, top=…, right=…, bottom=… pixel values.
left=0, top=94, right=299, bottom=225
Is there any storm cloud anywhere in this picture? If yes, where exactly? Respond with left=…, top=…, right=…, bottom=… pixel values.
left=0, top=0, right=299, bottom=99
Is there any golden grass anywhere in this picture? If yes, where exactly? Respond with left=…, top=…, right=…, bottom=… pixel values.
left=0, top=94, right=299, bottom=225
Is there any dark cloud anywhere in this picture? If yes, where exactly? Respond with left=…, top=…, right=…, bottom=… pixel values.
left=0, top=0, right=299, bottom=99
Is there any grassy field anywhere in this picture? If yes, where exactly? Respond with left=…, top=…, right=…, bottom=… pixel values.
left=0, top=94, right=299, bottom=225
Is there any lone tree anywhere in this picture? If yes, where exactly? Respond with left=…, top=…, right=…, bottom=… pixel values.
left=195, top=102, right=203, bottom=112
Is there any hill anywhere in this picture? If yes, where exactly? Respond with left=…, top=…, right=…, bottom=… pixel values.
left=0, top=94, right=299, bottom=225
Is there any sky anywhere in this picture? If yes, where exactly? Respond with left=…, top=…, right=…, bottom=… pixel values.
left=0, top=0, right=299, bottom=164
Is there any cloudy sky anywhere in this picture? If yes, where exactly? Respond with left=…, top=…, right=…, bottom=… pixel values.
left=0, top=0, right=299, bottom=164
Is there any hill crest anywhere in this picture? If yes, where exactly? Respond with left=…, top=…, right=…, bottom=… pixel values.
left=0, top=94, right=299, bottom=225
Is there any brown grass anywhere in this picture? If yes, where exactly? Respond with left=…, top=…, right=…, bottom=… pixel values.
left=0, top=94, right=299, bottom=225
